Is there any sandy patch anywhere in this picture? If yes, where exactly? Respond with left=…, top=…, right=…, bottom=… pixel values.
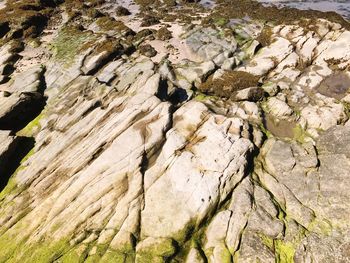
left=0, top=0, right=6, bottom=10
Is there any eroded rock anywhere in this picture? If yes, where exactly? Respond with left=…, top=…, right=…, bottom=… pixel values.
left=0, top=1, right=349, bottom=262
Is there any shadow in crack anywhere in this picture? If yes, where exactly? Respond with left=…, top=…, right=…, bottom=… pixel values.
left=0, top=97, right=46, bottom=132
left=168, top=87, right=189, bottom=105
left=0, top=73, right=47, bottom=133
left=0, top=136, right=35, bottom=192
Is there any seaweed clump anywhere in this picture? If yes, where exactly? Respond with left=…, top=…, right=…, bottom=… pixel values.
left=199, top=71, right=260, bottom=98
left=116, top=6, right=131, bottom=16
left=96, top=16, right=133, bottom=35
left=0, top=0, right=60, bottom=40
left=157, top=26, right=172, bottom=41
left=256, top=25, right=273, bottom=47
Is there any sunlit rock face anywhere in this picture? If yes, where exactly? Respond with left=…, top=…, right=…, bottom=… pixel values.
left=0, top=0, right=350, bottom=262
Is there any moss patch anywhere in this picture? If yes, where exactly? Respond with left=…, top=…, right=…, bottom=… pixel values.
left=292, top=124, right=312, bottom=143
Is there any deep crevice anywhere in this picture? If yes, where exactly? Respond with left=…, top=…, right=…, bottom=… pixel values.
left=0, top=136, right=35, bottom=192
left=0, top=70, right=48, bottom=133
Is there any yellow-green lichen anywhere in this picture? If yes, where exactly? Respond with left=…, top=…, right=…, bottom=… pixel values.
left=259, top=234, right=274, bottom=250
left=0, top=230, right=73, bottom=263
left=59, top=243, right=93, bottom=263
left=100, top=249, right=135, bottom=263
left=0, top=231, right=27, bottom=262
left=27, top=239, right=71, bottom=263
left=292, top=124, right=312, bottom=144
left=0, top=176, right=18, bottom=201
left=214, top=17, right=229, bottom=27
left=274, top=240, right=296, bottom=263
left=307, top=218, right=333, bottom=236
left=85, top=244, right=112, bottom=263
left=258, top=235, right=297, bottom=263
left=194, top=92, right=218, bottom=102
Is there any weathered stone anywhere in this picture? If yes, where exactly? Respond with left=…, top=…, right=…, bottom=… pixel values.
left=266, top=97, right=293, bottom=118
left=0, top=2, right=350, bottom=262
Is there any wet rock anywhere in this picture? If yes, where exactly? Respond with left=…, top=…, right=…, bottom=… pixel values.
left=316, top=72, right=350, bottom=100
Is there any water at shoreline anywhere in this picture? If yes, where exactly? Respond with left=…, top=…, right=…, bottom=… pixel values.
left=258, top=0, right=350, bottom=20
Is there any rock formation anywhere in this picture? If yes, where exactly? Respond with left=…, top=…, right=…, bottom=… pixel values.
left=0, top=0, right=349, bottom=262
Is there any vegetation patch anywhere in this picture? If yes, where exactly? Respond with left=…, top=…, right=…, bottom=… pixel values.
left=199, top=71, right=260, bottom=99
left=116, top=6, right=131, bottom=16
left=274, top=240, right=296, bottom=263
left=157, top=26, right=172, bottom=41
left=0, top=0, right=60, bottom=40
left=96, top=16, right=131, bottom=34
left=256, top=25, right=273, bottom=47
left=17, top=112, right=45, bottom=137
left=51, top=26, right=96, bottom=65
